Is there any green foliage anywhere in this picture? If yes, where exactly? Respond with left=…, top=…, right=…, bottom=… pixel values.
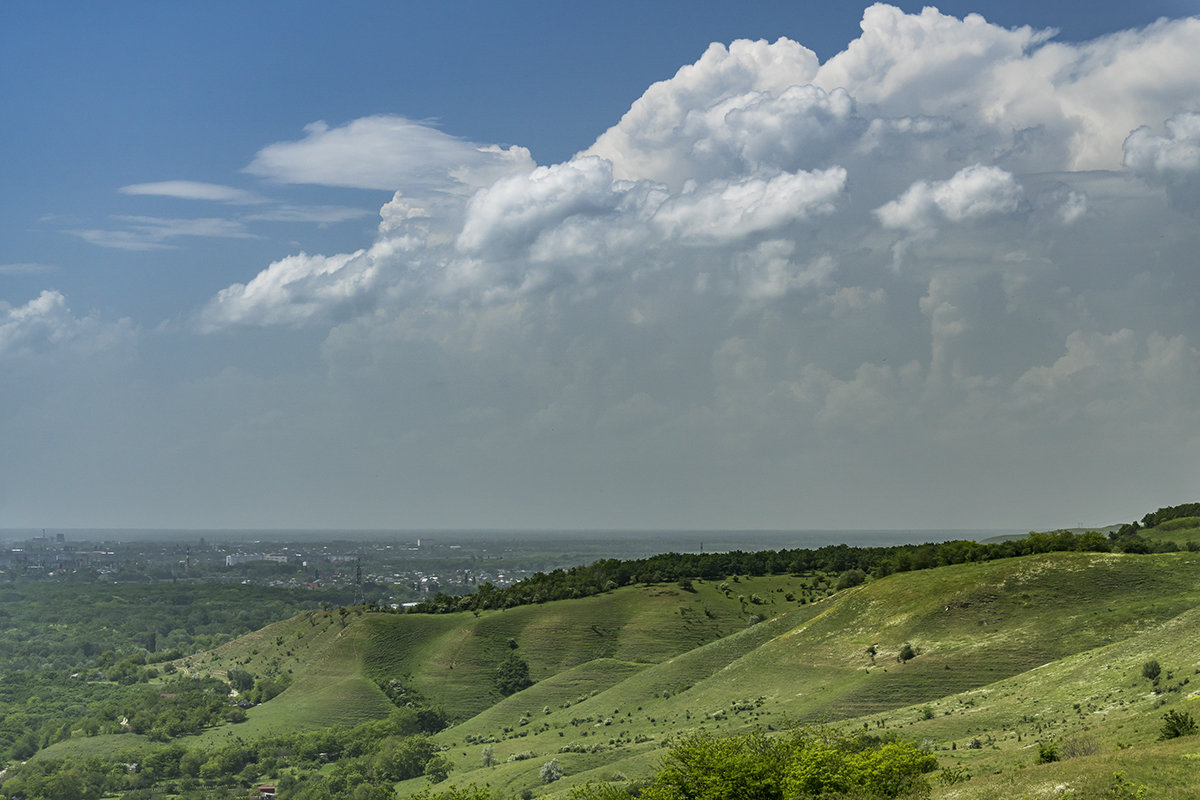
left=641, top=728, right=790, bottom=800
left=634, top=726, right=936, bottom=800
left=568, top=783, right=634, bottom=800
left=424, top=754, right=454, bottom=783
left=936, top=765, right=971, bottom=785
left=1141, top=659, right=1162, bottom=680
left=412, top=785, right=494, bottom=800
left=835, top=568, right=867, bottom=590
left=1036, top=742, right=1059, bottom=763
left=898, top=642, right=917, bottom=662
left=374, top=734, right=438, bottom=781
left=227, top=667, right=255, bottom=692
left=1159, top=708, right=1197, bottom=740
left=1141, top=503, right=1200, bottom=529
left=496, top=652, right=533, bottom=696
left=541, top=757, right=564, bottom=783
left=783, top=737, right=937, bottom=799
left=1104, top=771, right=1149, bottom=799
left=0, top=581, right=340, bottom=762
left=251, top=671, right=292, bottom=703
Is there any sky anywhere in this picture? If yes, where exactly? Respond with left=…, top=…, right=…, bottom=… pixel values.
left=3, top=1, right=1200, bottom=532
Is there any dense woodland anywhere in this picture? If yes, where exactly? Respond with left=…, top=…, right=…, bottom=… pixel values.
left=0, top=584, right=346, bottom=766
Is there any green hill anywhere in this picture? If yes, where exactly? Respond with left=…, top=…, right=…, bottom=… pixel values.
left=28, top=549, right=1200, bottom=798
left=176, top=573, right=825, bottom=745
left=415, top=551, right=1200, bottom=798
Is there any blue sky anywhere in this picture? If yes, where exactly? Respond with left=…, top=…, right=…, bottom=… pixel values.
left=3, top=2, right=1200, bottom=531
left=4, top=0, right=1194, bottom=315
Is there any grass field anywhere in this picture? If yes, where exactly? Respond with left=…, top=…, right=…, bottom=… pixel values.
left=38, top=550, right=1200, bottom=798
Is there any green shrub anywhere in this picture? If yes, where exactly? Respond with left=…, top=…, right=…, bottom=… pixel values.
left=1142, top=660, right=1162, bottom=681
left=936, top=765, right=970, bottom=785
left=632, top=725, right=936, bottom=800
left=1160, top=709, right=1197, bottom=740
left=1104, top=771, right=1149, bottom=799
left=835, top=569, right=867, bottom=590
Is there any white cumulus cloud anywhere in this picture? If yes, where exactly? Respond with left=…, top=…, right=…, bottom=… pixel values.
left=876, top=164, right=1024, bottom=230
left=0, top=290, right=134, bottom=359
left=654, top=167, right=846, bottom=243
left=1124, top=112, right=1200, bottom=208
left=179, top=5, right=1200, bottom=529
left=245, top=115, right=535, bottom=192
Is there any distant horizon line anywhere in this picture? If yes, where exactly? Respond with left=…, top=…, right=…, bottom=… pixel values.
left=0, top=526, right=1033, bottom=533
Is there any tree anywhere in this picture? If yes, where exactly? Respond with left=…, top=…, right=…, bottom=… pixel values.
left=540, top=758, right=563, bottom=784
left=374, top=735, right=437, bottom=781
left=424, top=755, right=453, bottom=784
left=496, top=653, right=533, bottom=696
left=835, top=569, right=867, bottom=590
left=1142, top=659, right=1162, bottom=681
left=898, top=643, right=917, bottom=663
left=227, top=668, right=255, bottom=692
left=481, top=744, right=494, bottom=767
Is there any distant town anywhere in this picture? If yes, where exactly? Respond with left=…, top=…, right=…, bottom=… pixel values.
left=0, top=530, right=553, bottom=605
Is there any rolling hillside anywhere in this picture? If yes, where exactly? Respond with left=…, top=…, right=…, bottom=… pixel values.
left=25, top=539, right=1200, bottom=799
left=108, top=548, right=1200, bottom=798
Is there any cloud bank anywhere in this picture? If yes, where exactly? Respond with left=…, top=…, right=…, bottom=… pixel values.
left=12, top=4, right=1200, bottom=529
left=184, top=4, right=1200, bottom=527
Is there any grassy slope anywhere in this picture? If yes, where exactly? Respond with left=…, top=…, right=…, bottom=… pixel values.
left=418, top=552, right=1200, bottom=799
left=1145, top=515, right=1200, bottom=546
left=35, top=551, right=1200, bottom=799
left=177, top=574, right=820, bottom=750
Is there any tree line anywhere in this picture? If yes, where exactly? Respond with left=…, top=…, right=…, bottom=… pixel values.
left=1115, top=502, right=1200, bottom=538
left=410, top=526, right=1188, bottom=614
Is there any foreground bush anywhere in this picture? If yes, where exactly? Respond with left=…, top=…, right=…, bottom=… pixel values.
left=570, top=725, right=936, bottom=800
